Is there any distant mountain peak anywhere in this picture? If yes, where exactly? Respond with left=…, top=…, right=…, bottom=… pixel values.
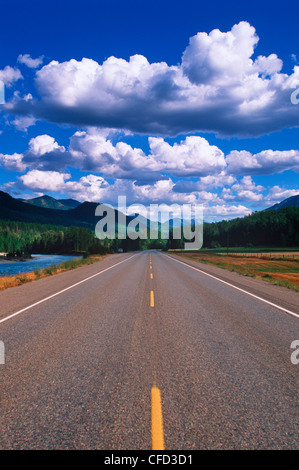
left=266, top=194, right=299, bottom=211
left=57, top=198, right=81, bottom=209
left=22, top=195, right=80, bottom=211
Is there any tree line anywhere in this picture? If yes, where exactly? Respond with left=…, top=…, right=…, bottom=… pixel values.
left=165, top=207, right=299, bottom=250
left=0, top=206, right=298, bottom=256
left=203, top=207, right=299, bottom=249
left=0, top=220, right=108, bottom=256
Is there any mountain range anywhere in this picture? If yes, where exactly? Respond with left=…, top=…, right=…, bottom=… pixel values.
left=0, top=191, right=298, bottom=230
left=0, top=191, right=129, bottom=229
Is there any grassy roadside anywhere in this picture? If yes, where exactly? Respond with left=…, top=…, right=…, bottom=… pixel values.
left=0, top=254, right=109, bottom=291
left=170, top=250, right=299, bottom=292
left=191, top=247, right=299, bottom=254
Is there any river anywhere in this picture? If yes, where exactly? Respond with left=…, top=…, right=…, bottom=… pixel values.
left=0, top=254, right=82, bottom=276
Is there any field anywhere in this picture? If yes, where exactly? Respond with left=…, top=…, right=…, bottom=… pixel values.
left=172, top=249, right=299, bottom=292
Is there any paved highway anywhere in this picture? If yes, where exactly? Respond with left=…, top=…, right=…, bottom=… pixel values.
left=0, top=251, right=298, bottom=449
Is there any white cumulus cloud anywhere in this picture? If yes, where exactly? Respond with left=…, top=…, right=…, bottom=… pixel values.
left=5, top=22, right=299, bottom=137
left=0, top=66, right=22, bottom=86
left=19, top=170, right=71, bottom=191
left=226, top=149, right=299, bottom=174
left=17, top=54, right=44, bottom=69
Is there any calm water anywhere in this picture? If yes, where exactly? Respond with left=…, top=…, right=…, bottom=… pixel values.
left=0, top=254, right=82, bottom=276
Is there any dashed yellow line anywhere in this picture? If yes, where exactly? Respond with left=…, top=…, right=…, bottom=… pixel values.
left=149, top=257, right=164, bottom=449
left=151, top=386, right=165, bottom=450
left=150, top=290, right=155, bottom=307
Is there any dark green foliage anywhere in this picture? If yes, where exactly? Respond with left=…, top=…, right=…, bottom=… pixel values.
left=0, top=220, right=107, bottom=256
left=202, top=207, right=299, bottom=248
left=0, top=206, right=298, bottom=257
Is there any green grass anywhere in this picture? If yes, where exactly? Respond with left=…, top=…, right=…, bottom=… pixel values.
left=15, top=274, right=28, bottom=284
left=39, top=256, right=101, bottom=276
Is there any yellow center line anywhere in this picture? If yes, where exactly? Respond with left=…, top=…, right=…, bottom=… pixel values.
left=151, top=386, right=165, bottom=450
left=150, top=265, right=152, bottom=269
left=150, top=290, right=155, bottom=307
left=150, top=273, right=153, bottom=279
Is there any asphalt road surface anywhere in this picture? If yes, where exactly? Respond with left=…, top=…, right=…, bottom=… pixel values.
left=0, top=251, right=298, bottom=450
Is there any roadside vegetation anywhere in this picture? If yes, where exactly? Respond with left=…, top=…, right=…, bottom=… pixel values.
left=0, top=254, right=108, bottom=290
left=172, top=251, right=299, bottom=292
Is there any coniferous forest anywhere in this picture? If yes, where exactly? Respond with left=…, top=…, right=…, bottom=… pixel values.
left=0, top=221, right=108, bottom=257
left=202, top=206, right=299, bottom=249
left=0, top=206, right=298, bottom=257
left=166, top=206, right=299, bottom=250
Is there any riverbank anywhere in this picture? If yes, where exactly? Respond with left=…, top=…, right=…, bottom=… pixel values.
left=0, top=254, right=109, bottom=291
left=0, top=253, right=88, bottom=276
left=0, top=252, right=86, bottom=263
left=0, top=254, right=33, bottom=263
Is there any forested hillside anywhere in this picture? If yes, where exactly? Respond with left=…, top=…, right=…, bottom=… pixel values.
left=164, top=206, right=299, bottom=250
left=1, top=189, right=299, bottom=256
left=0, top=221, right=108, bottom=256
left=203, top=206, right=299, bottom=248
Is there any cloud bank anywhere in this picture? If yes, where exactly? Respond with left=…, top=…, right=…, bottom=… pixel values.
left=4, top=21, right=299, bottom=137
left=1, top=130, right=298, bottom=180
left=1, top=21, right=299, bottom=221
left=1, top=129, right=298, bottom=218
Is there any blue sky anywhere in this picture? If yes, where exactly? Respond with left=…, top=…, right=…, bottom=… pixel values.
left=0, top=0, right=299, bottom=221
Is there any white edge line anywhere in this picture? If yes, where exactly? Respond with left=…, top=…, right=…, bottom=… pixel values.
left=166, top=254, right=299, bottom=320
left=0, top=254, right=138, bottom=325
